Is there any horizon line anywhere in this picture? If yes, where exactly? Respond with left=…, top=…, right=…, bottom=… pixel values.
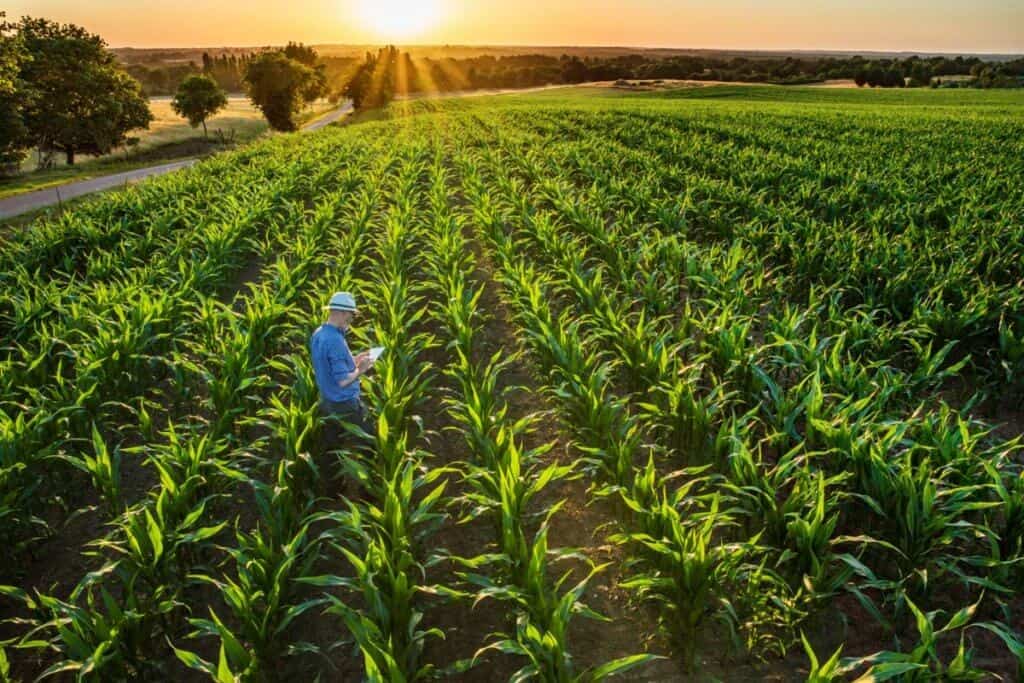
left=107, top=42, right=1024, bottom=57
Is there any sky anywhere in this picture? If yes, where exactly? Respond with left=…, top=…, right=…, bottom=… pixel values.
left=5, top=0, right=1023, bottom=53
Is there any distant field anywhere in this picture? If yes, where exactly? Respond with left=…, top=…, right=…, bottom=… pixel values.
left=129, top=96, right=271, bottom=148
left=2, top=84, right=1023, bottom=681
left=484, top=82, right=1024, bottom=111
left=648, top=82, right=1024, bottom=107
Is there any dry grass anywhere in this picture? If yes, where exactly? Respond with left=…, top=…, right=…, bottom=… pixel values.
left=17, top=97, right=336, bottom=172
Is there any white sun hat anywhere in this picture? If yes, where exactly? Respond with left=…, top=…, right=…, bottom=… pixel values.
left=327, top=291, right=357, bottom=312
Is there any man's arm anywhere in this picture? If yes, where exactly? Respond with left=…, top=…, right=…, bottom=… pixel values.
left=338, top=352, right=373, bottom=387
left=331, top=342, right=372, bottom=390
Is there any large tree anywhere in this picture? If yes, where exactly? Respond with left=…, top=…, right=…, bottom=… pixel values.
left=283, top=42, right=328, bottom=100
left=13, top=17, right=152, bottom=165
left=342, top=51, right=377, bottom=110
left=171, top=73, right=227, bottom=137
left=0, top=16, right=31, bottom=170
left=343, top=46, right=399, bottom=111
left=244, top=50, right=321, bottom=131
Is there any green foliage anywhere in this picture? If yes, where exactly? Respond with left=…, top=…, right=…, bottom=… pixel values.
left=10, top=16, right=152, bottom=164
left=842, top=597, right=992, bottom=681
left=171, top=74, right=228, bottom=137
left=244, top=50, right=324, bottom=131
left=343, top=46, right=399, bottom=110
left=801, top=632, right=844, bottom=682
left=54, top=423, right=124, bottom=515
left=0, top=18, right=30, bottom=168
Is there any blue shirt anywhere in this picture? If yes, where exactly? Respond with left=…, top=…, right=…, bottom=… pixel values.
left=310, top=323, right=359, bottom=403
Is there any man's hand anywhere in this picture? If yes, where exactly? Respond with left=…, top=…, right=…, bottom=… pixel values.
left=355, top=351, right=374, bottom=373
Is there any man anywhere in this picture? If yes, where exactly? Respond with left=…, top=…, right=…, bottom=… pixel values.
left=310, top=291, right=375, bottom=447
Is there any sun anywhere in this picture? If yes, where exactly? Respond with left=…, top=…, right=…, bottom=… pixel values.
left=355, top=0, right=444, bottom=39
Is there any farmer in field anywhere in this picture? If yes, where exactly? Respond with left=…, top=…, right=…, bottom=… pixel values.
left=311, top=291, right=376, bottom=447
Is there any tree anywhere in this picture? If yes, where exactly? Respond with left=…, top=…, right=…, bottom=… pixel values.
left=12, top=17, right=151, bottom=165
left=283, top=42, right=327, bottom=101
left=171, top=74, right=227, bottom=137
left=884, top=68, right=904, bottom=87
left=866, top=65, right=886, bottom=87
left=0, top=14, right=19, bottom=94
left=342, top=47, right=399, bottom=111
left=561, top=55, right=588, bottom=83
left=283, top=41, right=317, bottom=66
left=244, top=51, right=318, bottom=131
left=342, top=51, right=377, bottom=110
left=0, top=14, right=32, bottom=170
left=908, top=61, right=933, bottom=87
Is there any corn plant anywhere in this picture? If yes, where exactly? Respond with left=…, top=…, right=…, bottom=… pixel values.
left=53, top=424, right=124, bottom=516
left=305, top=518, right=443, bottom=682
left=176, top=522, right=324, bottom=679
left=998, top=316, right=1024, bottom=389
left=639, top=366, right=736, bottom=467
left=614, top=492, right=769, bottom=671
left=858, top=454, right=995, bottom=596
left=721, top=442, right=851, bottom=592
left=475, top=546, right=660, bottom=682
left=0, top=582, right=152, bottom=680
left=981, top=462, right=1024, bottom=591
left=801, top=632, right=845, bottom=683
left=841, top=596, right=994, bottom=681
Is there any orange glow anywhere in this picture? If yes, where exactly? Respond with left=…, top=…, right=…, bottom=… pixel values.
left=355, top=0, right=445, bottom=40
left=3, top=0, right=1021, bottom=52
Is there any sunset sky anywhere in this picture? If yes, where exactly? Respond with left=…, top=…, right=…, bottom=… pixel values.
left=6, top=0, right=1023, bottom=53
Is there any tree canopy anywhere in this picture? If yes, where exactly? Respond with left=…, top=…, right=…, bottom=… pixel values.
left=172, top=73, right=227, bottom=137
left=343, top=46, right=401, bottom=110
left=244, top=48, right=325, bottom=131
left=0, top=20, right=22, bottom=94
left=0, top=16, right=31, bottom=169
left=11, top=16, right=152, bottom=165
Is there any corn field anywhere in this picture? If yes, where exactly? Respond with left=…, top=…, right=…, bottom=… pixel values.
left=1, top=85, right=1023, bottom=681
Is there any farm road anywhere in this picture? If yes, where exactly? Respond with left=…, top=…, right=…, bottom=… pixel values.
left=303, top=100, right=354, bottom=131
left=0, top=101, right=354, bottom=221
left=0, top=159, right=198, bottom=221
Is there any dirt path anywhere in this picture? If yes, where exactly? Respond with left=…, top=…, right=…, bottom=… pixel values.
left=302, top=101, right=354, bottom=131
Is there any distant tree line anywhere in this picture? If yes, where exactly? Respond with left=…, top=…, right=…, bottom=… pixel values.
left=342, top=50, right=1024, bottom=109
left=157, top=41, right=333, bottom=132
left=125, top=53, right=257, bottom=96
left=343, top=47, right=567, bottom=109
left=851, top=56, right=1024, bottom=88
left=201, top=51, right=253, bottom=92
left=577, top=53, right=1023, bottom=88
left=127, top=48, right=358, bottom=97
